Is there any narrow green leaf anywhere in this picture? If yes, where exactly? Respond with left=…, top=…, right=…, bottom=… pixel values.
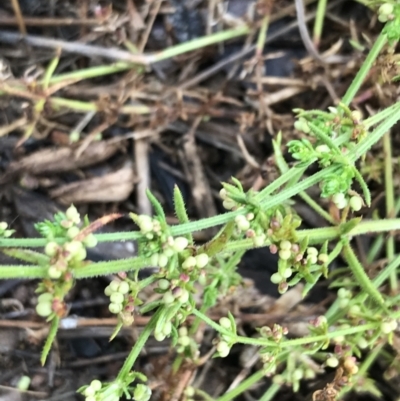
left=353, top=169, right=371, bottom=206
left=146, top=189, right=166, bottom=221
left=173, top=185, right=193, bottom=244
left=2, top=248, right=50, bottom=265
left=0, top=265, right=47, bottom=279
left=41, top=316, right=59, bottom=366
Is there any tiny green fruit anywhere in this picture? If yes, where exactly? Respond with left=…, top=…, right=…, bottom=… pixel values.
left=36, top=301, right=53, bottom=317
left=45, top=242, right=59, bottom=257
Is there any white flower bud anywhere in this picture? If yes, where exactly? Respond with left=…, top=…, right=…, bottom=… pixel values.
left=195, top=253, right=209, bottom=268
left=173, top=237, right=189, bottom=252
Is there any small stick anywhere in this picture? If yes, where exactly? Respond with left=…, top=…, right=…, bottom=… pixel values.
left=0, top=30, right=153, bottom=64
left=294, top=0, right=326, bottom=63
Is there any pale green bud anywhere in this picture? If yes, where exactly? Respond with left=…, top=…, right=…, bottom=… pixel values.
left=90, top=380, right=102, bottom=391
left=109, top=303, right=122, bottom=314
left=219, top=317, right=232, bottom=329
left=270, top=272, right=282, bottom=284
left=36, top=301, right=52, bottom=317
left=326, top=356, right=339, bottom=368
left=110, top=292, right=124, bottom=304
left=45, top=241, right=59, bottom=257
left=173, top=237, right=189, bottom=252
left=67, top=226, right=80, bottom=238
left=349, top=196, right=363, bottom=211
left=217, top=341, right=230, bottom=357
left=158, top=254, right=169, bottom=268
left=279, top=249, right=291, bottom=260
left=48, top=266, right=62, bottom=279
left=84, top=234, right=98, bottom=248
left=280, top=240, right=292, bottom=250
left=163, top=291, right=175, bottom=304
left=158, top=279, right=170, bottom=290
left=182, top=256, right=196, bottom=269
left=195, top=253, right=209, bottom=268
left=118, top=281, right=130, bottom=294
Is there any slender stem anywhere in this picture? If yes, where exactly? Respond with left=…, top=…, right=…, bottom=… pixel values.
left=216, top=370, right=266, bottom=401
left=364, top=102, right=400, bottom=129
left=272, top=135, right=335, bottom=224
left=0, top=265, right=47, bottom=278
left=153, top=25, right=250, bottom=62
left=313, top=0, right=327, bottom=47
left=342, top=31, right=387, bottom=105
left=383, top=131, right=397, bottom=292
left=259, top=382, right=281, bottom=401
left=193, top=307, right=383, bottom=347
left=48, top=62, right=134, bottom=85
left=298, top=191, right=335, bottom=225
left=342, top=242, right=386, bottom=309
left=117, top=308, right=162, bottom=381
left=367, top=197, right=400, bottom=264
left=73, top=256, right=150, bottom=278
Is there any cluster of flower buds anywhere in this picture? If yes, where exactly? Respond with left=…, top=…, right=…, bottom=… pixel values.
left=44, top=206, right=97, bottom=280
left=0, top=222, right=14, bottom=238
left=332, top=193, right=363, bottom=211
left=381, top=318, right=398, bottom=334
left=378, top=3, right=395, bottom=22
left=104, top=279, right=130, bottom=314
left=82, top=380, right=103, bottom=401
left=176, top=326, right=192, bottom=353
left=337, top=288, right=352, bottom=309
left=294, top=117, right=311, bottom=134
left=215, top=317, right=235, bottom=358
left=269, top=238, right=329, bottom=293
left=219, top=188, right=238, bottom=210
left=35, top=292, right=54, bottom=318
left=181, top=253, right=209, bottom=270
left=234, top=213, right=253, bottom=232
left=133, top=384, right=152, bottom=401
left=135, top=214, right=162, bottom=239
left=149, top=236, right=190, bottom=268
left=259, top=324, right=289, bottom=343
left=161, top=286, right=190, bottom=305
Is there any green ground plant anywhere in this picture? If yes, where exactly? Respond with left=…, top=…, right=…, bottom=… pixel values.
left=1, top=2, right=400, bottom=401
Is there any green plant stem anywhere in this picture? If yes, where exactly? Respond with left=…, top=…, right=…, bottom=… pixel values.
left=342, top=31, right=387, bottom=105
left=0, top=265, right=47, bottom=278
left=47, top=62, right=134, bottom=85
left=192, top=308, right=390, bottom=348
left=50, top=97, right=151, bottom=114
left=383, top=131, right=397, bottom=292
left=364, top=102, right=400, bottom=128
left=256, top=16, right=269, bottom=55
left=272, top=134, right=335, bottom=224
left=342, top=241, right=386, bottom=309
left=299, top=191, right=335, bottom=224
left=117, top=308, right=162, bottom=381
left=73, top=256, right=150, bottom=278
left=0, top=214, right=400, bottom=255
left=153, top=25, right=250, bottom=62
left=259, top=382, right=281, bottom=401
left=215, top=369, right=266, bottom=401
left=313, top=0, right=327, bottom=46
